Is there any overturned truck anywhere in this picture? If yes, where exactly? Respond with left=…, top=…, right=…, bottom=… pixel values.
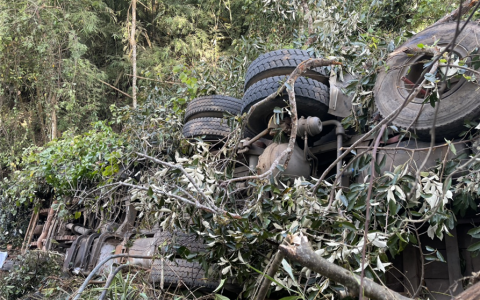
left=4, top=21, right=480, bottom=300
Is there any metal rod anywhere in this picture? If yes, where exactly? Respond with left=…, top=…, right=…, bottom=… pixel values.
left=322, top=120, right=345, bottom=178
left=72, top=254, right=153, bottom=300
left=66, top=223, right=92, bottom=235
left=98, top=264, right=131, bottom=300
left=336, top=134, right=343, bottom=177
left=241, top=127, right=270, bottom=148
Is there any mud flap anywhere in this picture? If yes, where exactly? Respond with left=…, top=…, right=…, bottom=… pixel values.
left=328, top=67, right=355, bottom=118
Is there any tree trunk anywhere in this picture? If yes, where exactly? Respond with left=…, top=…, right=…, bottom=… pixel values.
left=432, top=0, right=479, bottom=26
left=51, top=94, right=57, bottom=140
left=254, top=241, right=287, bottom=300
left=130, top=0, right=137, bottom=108
left=301, top=0, right=315, bottom=46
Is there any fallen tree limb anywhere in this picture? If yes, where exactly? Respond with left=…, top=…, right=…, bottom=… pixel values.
left=136, top=152, right=215, bottom=208
left=360, top=124, right=387, bottom=300
left=432, top=0, right=480, bottom=26
left=254, top=241, right=287, bottom=300
left=278, top=234, right=413, bottom=300
left=72, top=254, right=153, bottom=300
left=118, top=181, right=242, bottom=219
left=455, top=280, right=480, bottom=300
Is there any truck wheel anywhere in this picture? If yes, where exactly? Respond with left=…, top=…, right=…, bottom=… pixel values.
left=242, top=76, right=330, bottom=135
left=374, top=21, right=480, bottom=141
left=151, top=259, right=220, bottom=289
left=242, top=126, right=256, bottom=139
left=184, top=95, right=242, bottom=123
left=244, top=49, right=329, bottom=91
left=155, top=231, right=206, bottom=254
left=182, top=117, right=231, bottom=141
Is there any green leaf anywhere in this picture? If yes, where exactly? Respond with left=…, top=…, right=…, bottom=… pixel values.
left=424, top=73, right=436, bottom=83
left=279, top=297, right=301, bottom=300
left=445, top=139, right=457, bottom=155
left=213, top=279, right=226, bottom=293
left=467, top=227, right=480, bottom=237
left=74, top=211, right=81, bottom=219
left=281, top=259, right=296, bottom=282
left=215, top=295, right=230, bottom=300
left=436, top=251, right=446, bottom=263
left=467, top=241, right=480, bottom=252
left=339, top=222, right=356, bottom=231
left=284, top=82, right=293, bottom=91
left=246, top=264, right=291, bottom=292
left=395, top=231, right=407, bottom=243
left=273, top=107, right=283, bottom=114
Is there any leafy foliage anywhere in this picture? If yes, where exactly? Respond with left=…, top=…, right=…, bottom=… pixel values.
left=0, top=122, right=128, bottom=244
left=0, top=251, right=62, bottom=299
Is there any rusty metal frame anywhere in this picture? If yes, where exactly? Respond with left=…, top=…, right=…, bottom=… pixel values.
left=21, top=211, right=39, bottom=254
left=87, top=232, right=124, bottom=270
left=78, top=233, right=100, bottom=271
left=63, top=234, right=88, bottom=272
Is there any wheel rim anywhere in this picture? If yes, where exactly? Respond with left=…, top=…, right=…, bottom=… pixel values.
left=396, top=43, right=470, bottom=104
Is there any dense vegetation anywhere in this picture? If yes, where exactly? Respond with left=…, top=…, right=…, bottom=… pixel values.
left=2, top=0, right=480, bottom=299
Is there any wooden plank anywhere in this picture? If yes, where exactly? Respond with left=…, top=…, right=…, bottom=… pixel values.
left=403, top=244, right=420, bottom=296
left=21, top=211, right=39, bottom=255
left=469, top=250, right=480, bottom=273
left=421, top=234, right=446, bottom=250
left=425, top=278, right=452, bottom=300
left=385, top=253, right=405, bottom=293
left=457, top=224, right=474, bottom=249
left=462, top=248, right=474, bottom=277
left=424, top=251, right=449, bottom=279
left=445, top=226, right=464, bottom=295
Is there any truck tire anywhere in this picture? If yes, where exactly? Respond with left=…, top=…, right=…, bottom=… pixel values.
left=242, top=76, right=330, bottom=135
left=184, top=95, right=242, bottom=123
left=244, top=49, right=329, bottom=91
left=242, top=126, right=256, bottom=139
left=182, top=117, right=231, bottom=141
left=155, top=231, right=206, bottom=254
left=150, top=231, right=219, bottom=290
left=150, top=259, right=219, bottom=289
left=374, top=21, right=480, bottom=141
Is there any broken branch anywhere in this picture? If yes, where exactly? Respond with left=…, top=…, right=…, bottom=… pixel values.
left=433, top=0, right=480, bottom=26
left=279, top=235, right=413, bottom=300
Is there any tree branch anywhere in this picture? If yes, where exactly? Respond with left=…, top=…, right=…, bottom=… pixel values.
left=118, top=182, right=241, bottom=219
left=130, top=0, right=137, bottom=108
left=254, top=241, right=287, bottom=300
left=279, top=234, right=413, bottom=300
left=433, top=0, right=480, bottom=26
left=136, top=152, right=215, bottom=207
left=360, top=124, right=387, bottom=300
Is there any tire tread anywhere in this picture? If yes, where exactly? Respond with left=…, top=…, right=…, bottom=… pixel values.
left=244, top=49, right=328, bottom=90
left=182, top=117, right=231, bottom=140
left=184, top=95, right=242, bottom=122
